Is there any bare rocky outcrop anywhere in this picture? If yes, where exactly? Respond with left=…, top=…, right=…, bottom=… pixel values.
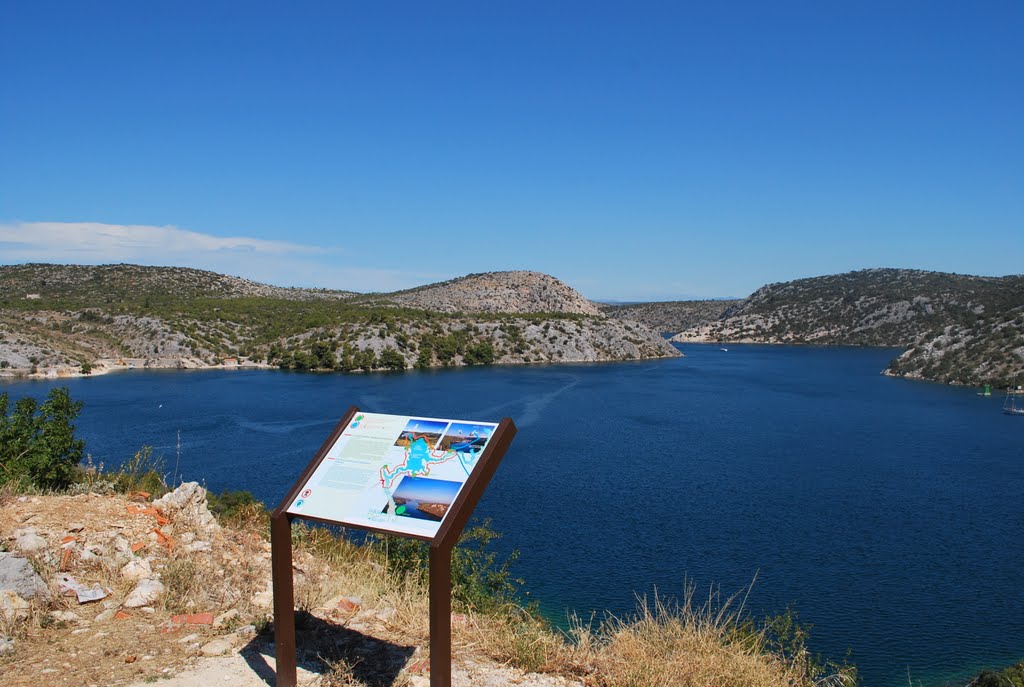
left=388, top=271, right=602, bottom=316
left=153, top=482, right=220, bottom=536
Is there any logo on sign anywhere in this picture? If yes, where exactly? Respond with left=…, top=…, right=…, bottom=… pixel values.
left=294, top=499, right=304, bottom=509
left=301, top=489, right=312, bottom=498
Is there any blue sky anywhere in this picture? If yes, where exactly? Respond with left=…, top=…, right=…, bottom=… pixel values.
left=1, top=1, right=1021, bottom=300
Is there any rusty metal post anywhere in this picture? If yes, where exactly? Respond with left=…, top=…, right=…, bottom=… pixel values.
left=271, top=512, right=297, bottom=687
left=429, top=543, right=453, bottom=687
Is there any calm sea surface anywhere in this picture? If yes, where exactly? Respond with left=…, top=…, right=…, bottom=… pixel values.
left=3, top=344, right=1022, bottom=687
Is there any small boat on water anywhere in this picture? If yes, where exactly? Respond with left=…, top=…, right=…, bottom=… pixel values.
left=720, top=347, right=729, bottom=352
left=1004, top=393, right=1024, bottom=416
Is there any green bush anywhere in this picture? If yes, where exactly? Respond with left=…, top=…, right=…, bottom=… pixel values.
left=975, top=660, right=1024, bottom=687
left=207, top=489, right=262, bottom=520
left=378, top=347, right=406, bottom=370
left=0, top=387, right=84, bottom=490
left=371, top=519, right=524, bottom=614
left=110, top=446, right=167, bottom=495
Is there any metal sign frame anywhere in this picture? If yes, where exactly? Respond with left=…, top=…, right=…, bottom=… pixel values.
left=270, top=405, right=517, bottom=687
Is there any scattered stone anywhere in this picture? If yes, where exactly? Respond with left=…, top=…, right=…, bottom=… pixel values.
left=236, top=624, right=257, bottom=635
left=0, top=552, right=49, bottom=599
left=13, top=527, right=47, bottom=553
left=130, top=541, right=147, bottom=554
left=375, top=607, right=397, bottom=622
left=408, top=659, right=430, bottom=674
left=336, top=595, right=362, bottom=612
left=120, top=558, right=152, bottom=581
left=186, top=540, right=212, bottom=552
left=94, top=608, right=117, bottom=622
left=199, top=638, right=233, bottom=656
left=177, top=632, right=200, bottom=644
left=251, top=590, right=273, bottom=608
left=0, top=635, right=14, bottom=656
left=0, top=591, right=30, bottom=622
left=114, top=610, right=131, bottom=620
left=68, top=523, right=86, bottom=533
left=152, top=482, right=220, bottom=535
left=124, top=578, right=165, bottom=608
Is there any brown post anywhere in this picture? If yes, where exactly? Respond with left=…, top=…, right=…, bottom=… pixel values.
left=271, top=512, right=297, bottom=687
left=429, top=543, right=453, bottom=687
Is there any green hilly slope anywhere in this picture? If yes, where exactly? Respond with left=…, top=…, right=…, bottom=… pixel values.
left=0, top=264, right=679, bottom=375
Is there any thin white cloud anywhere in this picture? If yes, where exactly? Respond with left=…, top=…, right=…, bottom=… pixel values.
left=0, top=220, right=450, bottom=294
left=0, top=221, right=319, bottom=261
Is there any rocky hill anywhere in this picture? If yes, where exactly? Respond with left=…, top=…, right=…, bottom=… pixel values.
left=0, top=264, right=678, bottom=377
left=671, top=268, right=1024, bottom=386
left=385, top=271, right=602, bottom=316
left=599, top=299, right=740, bottom=333
left=0, top=263, right=357, bottom=302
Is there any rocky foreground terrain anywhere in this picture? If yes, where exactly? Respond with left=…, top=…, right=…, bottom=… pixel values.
left=0, top=484, right=585, bottom=687
left=1, top=481, right=842, bottom=687
left=0, top=264, right=678, bottom=378
left=670, top=269, right=1024, bottom=386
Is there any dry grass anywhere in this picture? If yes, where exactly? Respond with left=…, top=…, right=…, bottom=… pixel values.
left=459, top=584, right=856, bottom=687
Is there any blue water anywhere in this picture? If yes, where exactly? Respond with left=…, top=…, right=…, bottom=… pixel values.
left=3, top=344, right=1022, bottom=687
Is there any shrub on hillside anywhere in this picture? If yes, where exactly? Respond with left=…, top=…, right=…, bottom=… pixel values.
left=0, top=387, right=84, bottom=490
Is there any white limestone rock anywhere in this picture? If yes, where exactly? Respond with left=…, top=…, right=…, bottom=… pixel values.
left=0, top=552, right=49, bottom=599
left=124, top=578, right=165, bottom=608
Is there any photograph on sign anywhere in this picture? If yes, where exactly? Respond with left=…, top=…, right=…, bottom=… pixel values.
left=286, top=412, right=499, bottom=538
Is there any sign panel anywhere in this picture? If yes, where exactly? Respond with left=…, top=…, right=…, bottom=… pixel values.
left=285, top=412, right=499, bottom=539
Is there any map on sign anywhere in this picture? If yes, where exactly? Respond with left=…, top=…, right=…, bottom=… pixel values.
left=285, top=412, right=498, bottom=538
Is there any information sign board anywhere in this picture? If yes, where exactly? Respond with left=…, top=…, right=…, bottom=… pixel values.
left=285, top=411, right=500, bottom=539
left=272, top=406, right=516, bottom=687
